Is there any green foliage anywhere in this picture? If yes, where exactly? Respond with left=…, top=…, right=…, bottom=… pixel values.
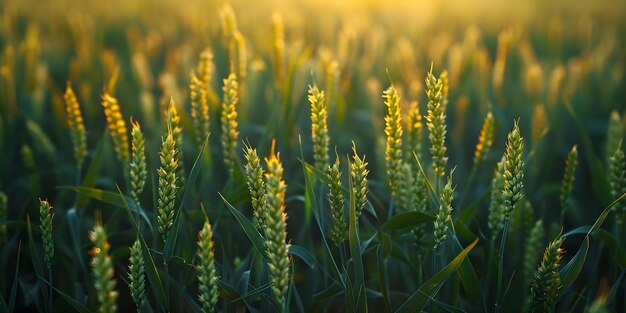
left=2, top=2, right=626, bottom=312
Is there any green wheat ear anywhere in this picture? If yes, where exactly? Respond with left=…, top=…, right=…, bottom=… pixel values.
left=129, top=119, right=146, bottom=206
left=560, top=145, right=578, bottom=214
left=425, top=66, right=448, bottom=177
left=190, top=72, right=210, bottom=145
left=350, top=142, right=369, bottom=218
left=243, top=142, right=267, bottom=227
left=220, top=72, right=240, bottom=177
left=488, top=156, right=506, bottom=237
left=128, top=238, right=145, bottom=312
left=157, top=127, right=179, bottom=242
left=64, top=81, right=87, bottom=172
left=309, top=84, right=329, bottom=172
left=609, top=140, right=626, bottom=226
left=473, top=111, right=495, bottom=166
left=503, top=120, right=524, bottom=219
left=263, top=143, right=291, bottom=304
left=166, top=100, right=185, bottom=188
left=433, top=173, right=455, bottom=250
left=101, top=92, right=130, bottom=173
left=39, top=199, right=54, bottom=269
left=90, top=222, right=118, bottom=313
left=528, top=236, right=564, bottom=313
left=383, top=84, right=404, bottom=207
left=327, top=153, right=346, bottom=245
left=198, top=219, right=219, bottom=313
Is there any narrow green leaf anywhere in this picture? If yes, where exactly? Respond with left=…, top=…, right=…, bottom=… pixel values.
left=221, top=192, right=268, bottom=260
left=380, top=211, right=435, bottom=233
left=8, top=243, right=20, bottom=313
left=60, top=186, right=153, bottom=231
left=395, top=238, right=479, bottom=313
left=289, top=245, right=318, bottom=270
left=299, top=136, right=344, bottom=287
left=559, top=191, right=626, bottom=295
left=39, top=275, right=93, bottom=313
left=76, top=133, right=108, bottom=208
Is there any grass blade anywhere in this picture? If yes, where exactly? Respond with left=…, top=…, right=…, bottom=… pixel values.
left=220, top=192, right=268, bottom=260
left=395, top=238, right=478, bottom=313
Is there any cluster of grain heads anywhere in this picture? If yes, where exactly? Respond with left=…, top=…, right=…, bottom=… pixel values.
left=0, top=192, right=6, bottom=242
left=473, top=111, right=495, bottom=166
left=425, top=67, right=448, bottom=178
left=383, top=84, right=404, bottom=207
left=63, top=82, right=87, bottom=172
left=128, top=238, right=145, bottom=312
left=608, top=141, right=626, bottom=226
left=220, top=73, right=240, bottom=177
left=327, top=154, right=346, bottom=245
left=503, top=120, right=524, bottom=219
left=528, top=237, right=564, bottom=313
left=39, top=199, right=53, bottom=269
left=102, top=92, right=130, bottom=172
left=263, top=146, right=291, bottom=303
left=129, top=120, right=146, bottom=206
left=271, top=13, right=286, bottom=86
left=309, top=84, right=329, bottom=171
left=167, top=101, right=185, bottom=187
left=197, top=219, right=219, bottom=313
left=190, top=73, right=210, bottom=145
left=90, top=222, right=118, bottom=313
left=560, top=145, right=578, bottom=215
left=488, top=157, right=506, bottom=237
left=350, top=142, right=369, bottom=219
left=243, top=143, right=267, bottom=226
left=157, top=128, right=179, bottom=242
left=524, top=220, right=545, bottom=284
left=433, top=173, right=454, bottom=250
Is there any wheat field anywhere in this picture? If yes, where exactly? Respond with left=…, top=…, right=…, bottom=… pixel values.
left=0, top=0, right=625, bottom=312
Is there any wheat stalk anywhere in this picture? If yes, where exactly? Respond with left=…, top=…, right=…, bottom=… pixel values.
left=488, top=156, right=506, bottom=237
left=503, top=120, right=524, bottom=219
left=524, top=219, right=545, bottom=285
left=609, top=140, right=626, bottom=226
